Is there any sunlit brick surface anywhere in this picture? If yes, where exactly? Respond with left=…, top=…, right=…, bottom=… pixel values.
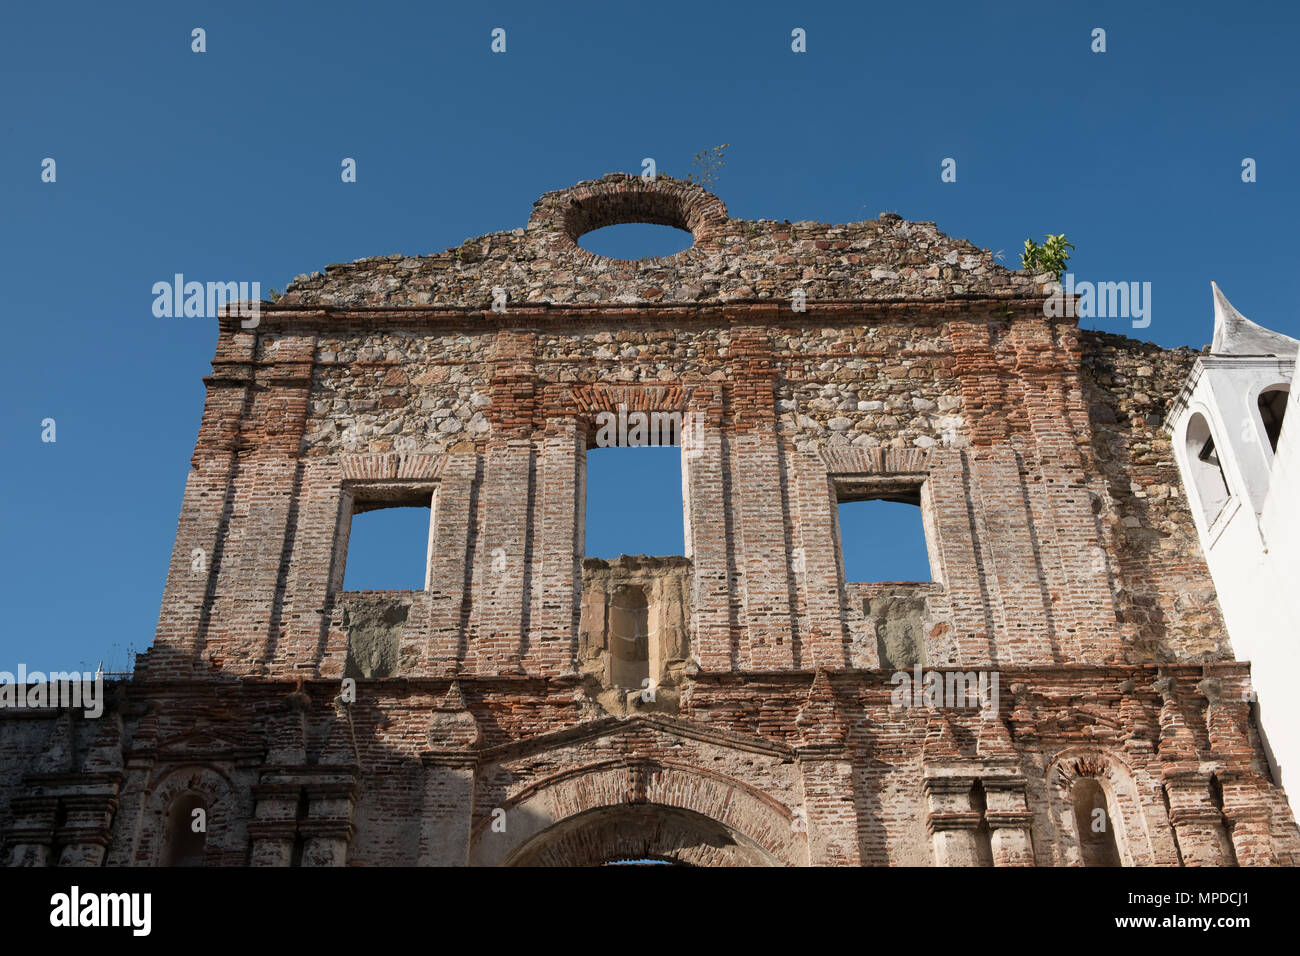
left=3, top=176, right=1295, bottom=866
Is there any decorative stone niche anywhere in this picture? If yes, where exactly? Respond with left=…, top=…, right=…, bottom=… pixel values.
left=577, top=556, right=691, bottom=716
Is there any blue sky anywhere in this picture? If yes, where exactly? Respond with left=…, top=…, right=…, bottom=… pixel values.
left=2, top=1, right=1296, bottom=670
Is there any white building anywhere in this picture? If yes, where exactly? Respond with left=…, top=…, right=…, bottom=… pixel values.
left=1167, top=283, right=1299, bottom=801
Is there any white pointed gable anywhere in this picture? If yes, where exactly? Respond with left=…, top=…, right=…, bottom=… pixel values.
left=1210, top=282, right=1299, bottom=356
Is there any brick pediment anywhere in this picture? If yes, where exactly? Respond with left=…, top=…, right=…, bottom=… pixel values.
left=477, top=713, right=793, bottom=765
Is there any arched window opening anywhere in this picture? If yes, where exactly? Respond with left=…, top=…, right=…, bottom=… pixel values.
left=161, top=793, right=207, bottom=867
left=1071, top=778, right=1121, bottom=866
left=969, top=780, right=994, bottom=867
left=1258, top=387, right=1289, bottom=454
left=1184, top=414, right=1231, bottom=525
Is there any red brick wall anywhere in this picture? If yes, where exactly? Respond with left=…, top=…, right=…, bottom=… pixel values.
left=3, top=177, right=1291, bottom=867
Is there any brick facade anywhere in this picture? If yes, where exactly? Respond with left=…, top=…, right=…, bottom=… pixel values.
left=3, top=175, right=1294, bottom=866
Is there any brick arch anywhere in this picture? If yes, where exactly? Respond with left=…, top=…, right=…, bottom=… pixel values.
left=506, top=804, right=778, bottom=867
left=527, top=175, right=731, bottom=266
left=570, top=384, right=687, bottom=415
left=135, top=765, right=244, bottom=866
left=1046, top=747, right=1156, bottom=866
left=819, top=446, right=934, bottom=478
left=468, top=759, right=805, bottom=867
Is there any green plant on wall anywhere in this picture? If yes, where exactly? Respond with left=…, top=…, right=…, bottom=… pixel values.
left=1020, top=234, right=1074, bottom=280
left=686, top=143, right=729, bottom=191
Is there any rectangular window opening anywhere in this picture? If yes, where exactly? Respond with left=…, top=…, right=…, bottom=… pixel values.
left=835, top=487, right=932, bottom=584
left=341, top=496, right=434, bottom=592
left=585, top=444, right=685, bottom=558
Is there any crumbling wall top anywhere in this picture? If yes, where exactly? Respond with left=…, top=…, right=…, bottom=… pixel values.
left=277, top=173, right=1039, bottom=311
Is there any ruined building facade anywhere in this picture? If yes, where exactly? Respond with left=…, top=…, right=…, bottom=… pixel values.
left=3, top=175, right=1297, bottom=866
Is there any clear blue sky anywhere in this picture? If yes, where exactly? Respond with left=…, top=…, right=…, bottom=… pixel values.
left=2, top=1, right=1296, bottom=671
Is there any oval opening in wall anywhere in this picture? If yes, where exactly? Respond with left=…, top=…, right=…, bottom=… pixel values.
left=577, top=222, right=695, bottom=261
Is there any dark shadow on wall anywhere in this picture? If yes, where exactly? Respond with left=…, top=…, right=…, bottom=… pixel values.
left=1079, top=332, right=1227, bottom=663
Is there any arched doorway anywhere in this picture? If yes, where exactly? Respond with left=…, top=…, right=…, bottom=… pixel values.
left=468, top=757, right=806, bottom=867
left=505, top=804, right=780, bottom=867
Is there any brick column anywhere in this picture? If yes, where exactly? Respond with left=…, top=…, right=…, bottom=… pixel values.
left=1156, top=677, right=1232, bottom=865
left=418, top=757, right=477, bottom=865
left=299, top=782, right=358, bottom=867
left=1215, top=762, right=1274, bottom=866
left=732, top=427, right=796, bottom=669
left=421, top=451, right=478, bottom=673
left=55, top=788, right=122, bottom=866
left=1220, top=803, right=1274, bottom=867
left=796, top=671, right=860, bottom=864
left=798, top=753, right=860, bottom=865
left=282, top=459, right=348, bottom=676
left=1009, top=320, right=1123, bottom=664
left=1203, top=681, right=1274, bottom=865
left=105, top=754, right=156, bottom=865
left=474, top=326, right=539, bottom=671
left=975, top=703, right=1034, bottom=866
left=924, top=450, right=998, bottom=665
left=247, top=781, right=299, bottom=866
left=418, top=683, right=480, bottom=865
left=4, top=796, right=58, bottom=866
left=150, top=327, right=255, bottom=675
left=727, top=328, right=795, bottom=670
left=4, top=772, right=123, bottom=867
left=966, top=449, right=1056, bottom=663
left=199, top=332, right=316, bottom=675
left=526, top=417, right=583, bottom=675
left=682, top=408, right=732, bottom=672
left=1163, top=771, right=1234, bottom=866
left=983, top=777, right=1035, bottom=866
left=789, top=453, right=851, bottom=668
left=923, top=774, right=984, bottom=866
left=471, top=439, right=533, bottom=673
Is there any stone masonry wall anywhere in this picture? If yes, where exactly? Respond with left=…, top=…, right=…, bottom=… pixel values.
left=2, top=175, right=1292, bottom=867
left=143, top=309, right=1228, bottom=679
